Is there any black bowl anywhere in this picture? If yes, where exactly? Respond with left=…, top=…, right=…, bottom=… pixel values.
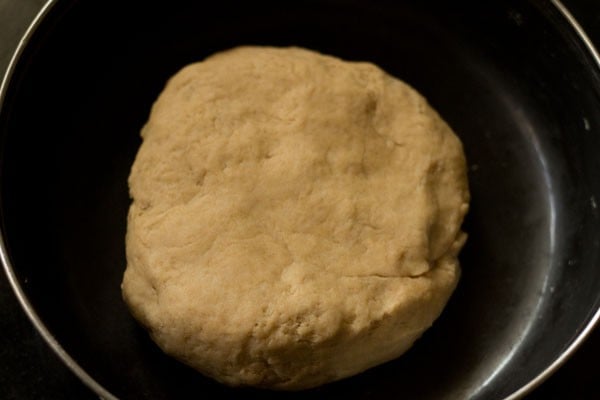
left=1, top=0, right=600, bottom=399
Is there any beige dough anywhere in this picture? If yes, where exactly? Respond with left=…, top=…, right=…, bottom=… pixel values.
left=122, top=46, right=469, bottom=390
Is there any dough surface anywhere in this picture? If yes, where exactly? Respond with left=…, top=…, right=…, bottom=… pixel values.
left=122, top=46, right=469, bottom=390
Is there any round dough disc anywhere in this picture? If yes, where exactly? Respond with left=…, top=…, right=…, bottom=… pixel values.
left=122, top=46, right=469, bottom=390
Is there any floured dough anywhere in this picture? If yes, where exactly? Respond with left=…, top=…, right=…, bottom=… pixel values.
left=122, top=46, right=469, bottom=390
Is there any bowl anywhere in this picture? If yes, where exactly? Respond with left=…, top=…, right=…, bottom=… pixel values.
left=1, top=0, right=600, bottom=399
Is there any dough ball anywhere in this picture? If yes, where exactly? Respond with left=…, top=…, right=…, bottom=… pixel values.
left=122, top=46, right=469, bottom=390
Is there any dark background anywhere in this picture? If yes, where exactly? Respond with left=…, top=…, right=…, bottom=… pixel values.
left=0, top=0, right=598, bottom=399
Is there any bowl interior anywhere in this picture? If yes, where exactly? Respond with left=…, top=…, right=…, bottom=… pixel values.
left=1, top=0, right=600, bottom=399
